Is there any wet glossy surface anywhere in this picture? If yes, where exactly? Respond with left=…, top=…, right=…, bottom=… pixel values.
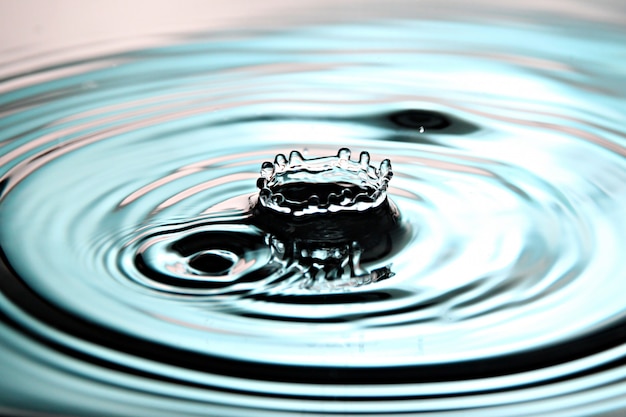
left=1, top=16, right=625, bottom=417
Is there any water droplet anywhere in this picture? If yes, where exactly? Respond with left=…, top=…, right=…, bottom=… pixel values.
left=379, top=159, right=392, bottom=179
left=337, top=147, right=351, bottom=161
left=261, top=161, right=275, bottom=179
left=359, top=151, right=370, bottom=167
left=275, top=153, right=287, bottom=168
left=288, top=150, right=304, bottom=165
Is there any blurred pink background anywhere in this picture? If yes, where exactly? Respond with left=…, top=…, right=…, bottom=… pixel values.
left=0, top=0, right=624, bottom=77
left=2, top=0, right=624, bottom=48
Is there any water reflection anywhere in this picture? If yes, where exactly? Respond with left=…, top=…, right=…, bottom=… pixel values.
left=1, top=4, right=626, bottom=417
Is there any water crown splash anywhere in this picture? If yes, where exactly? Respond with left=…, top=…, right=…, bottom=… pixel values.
left=256, top=148, right=393, bottom=215
left=253, top=148, right=398, bottom=289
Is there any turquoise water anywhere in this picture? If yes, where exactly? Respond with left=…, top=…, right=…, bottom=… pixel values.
left=1, top=19, right=626, bottom=416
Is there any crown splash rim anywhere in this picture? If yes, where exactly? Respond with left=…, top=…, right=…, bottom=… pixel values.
left=256, top=148, right=393, bottom=216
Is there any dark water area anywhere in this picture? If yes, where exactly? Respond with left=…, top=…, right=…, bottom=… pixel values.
left=1, top=6, right=626, bottom=417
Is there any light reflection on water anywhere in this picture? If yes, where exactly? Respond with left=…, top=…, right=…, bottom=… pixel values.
left=0, top=4, right=626, bottom=417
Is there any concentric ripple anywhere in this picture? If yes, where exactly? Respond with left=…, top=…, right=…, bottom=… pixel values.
left=1, top=18, right=626, bottom=417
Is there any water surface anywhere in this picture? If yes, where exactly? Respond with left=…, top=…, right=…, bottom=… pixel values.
left=1, top=15, right=626, bottom=417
